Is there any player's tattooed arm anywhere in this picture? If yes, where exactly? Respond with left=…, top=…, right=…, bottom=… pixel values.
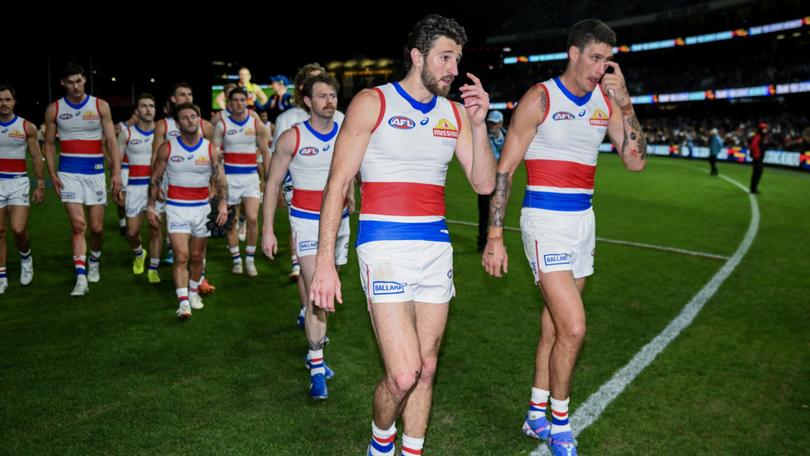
left=211, top=146, right=227, bottom=202
left=488, top=172, right=512, bottom=230
left=620, top=112, right=645, bottom=156
left=147, top=143, right=169, bottom=209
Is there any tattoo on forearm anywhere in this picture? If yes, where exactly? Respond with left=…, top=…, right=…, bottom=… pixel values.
left=624, top=113, right=647, bottom=160
left=489, top=172, right=511, bottom=228
left=213, top=154, right=226, bottom=200
left=147, top=178, right=160, bottom=206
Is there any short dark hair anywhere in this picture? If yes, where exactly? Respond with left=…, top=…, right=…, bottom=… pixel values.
left=567, top=19, right=616, bottom=50
left=173, top=102, right=201, bottom=122
left=223, top=82, right=237, bottom=95
left=62, top=62, right=86, bottom=80
left=171, top=82, right=192, bottom=97
left=136, top=93, right=155, bottom=105
left=302, top=74, right=339, bottom=99
left=0, top=84, right=16, bottom=99
left=293, top=63, right=326, bottom=107
left=228, top=87, right=248, bottom=101
left=403, top=14, right=467, bottom=70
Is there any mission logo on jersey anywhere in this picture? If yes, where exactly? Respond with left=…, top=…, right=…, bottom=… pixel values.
left=432, top=118, right=458, bottom=138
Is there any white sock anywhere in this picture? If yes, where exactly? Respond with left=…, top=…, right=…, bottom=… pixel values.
left=176, top=287, right=189, bottom=305
left=229, top=245, right=241, bottom=264
left=529, top=387, right=550, bottom=420
left=370, top=421, right=396, bottom=456
left=401, top=434, right=424, bottom=456
left=245, top=245, right=256, bottom=263
left=550, top=396, right=571, bottom=435
left=189, top=280, right=199, bottom=298
left=308, top=349, right=325, bottom=376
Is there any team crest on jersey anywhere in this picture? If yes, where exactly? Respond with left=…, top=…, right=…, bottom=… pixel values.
left=299, top=146, right=319, bottom=156
left=432, top=119, right=458, bottom=138
left=388, top=116, right=416, bottom=130
left=589, top=109, right=609, bottom=127
left=59, top=113, right=74, bottom=120
left=7, top=129, right=26, bottom=140
left=82, top=111, right=100, bottom=121
left=243, top=127, right=255, bottom=136
left=552, top=111, right=576, bottom=121
left=194, top=155, right=210, bottom=165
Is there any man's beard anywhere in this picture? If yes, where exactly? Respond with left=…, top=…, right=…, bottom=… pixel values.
left=421, top=66, right=451, bottom=97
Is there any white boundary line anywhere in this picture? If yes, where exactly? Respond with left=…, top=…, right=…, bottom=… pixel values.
left=444, top=219, right=730, bottom=260
left=529, top=175, right=759, bottom=455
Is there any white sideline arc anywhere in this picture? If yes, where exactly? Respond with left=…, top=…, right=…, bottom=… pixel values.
left=529, top=175, right=759, bottom=455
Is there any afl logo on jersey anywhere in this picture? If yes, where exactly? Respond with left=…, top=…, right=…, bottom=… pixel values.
left=226, top=129, right=238, bottom=136
left=553, top=111, right=576, bottom=121
left=299, top=147, right=319, bottom=156
left=388, top=116, right=416, bottom=130
left=168, top=131, right=181, bottom=138
left=59, top=113, right=74, bottom=120
left=130, top=139, right=143, bottom=145
left=170, top=156, right=185, bottom=163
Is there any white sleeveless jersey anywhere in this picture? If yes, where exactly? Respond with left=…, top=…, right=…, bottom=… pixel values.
left=358, top=82, right=461, bottom=245
left=124, top=125, right=155, bottom=186
left=272, top=107, right=345, bottom=151
left=166, top=137, right=212, bottom=207
left=162, top=117, right=182, bottom=141
left=118, top=121, right=130, bottom=170
left=221, top=114, right=258, bottom=175
left=0, top=116, right=29, bottom=178
left=523, top=77, right=612, bottom=212
left=55, top=95, right=104, bottom=175
left=288, top=120, right=340, bottom=218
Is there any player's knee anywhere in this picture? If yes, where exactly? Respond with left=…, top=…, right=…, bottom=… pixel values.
left=540, top=326, right=557, bottom=345
left=418, top=356, right=438, bottom=383
left=387, top=367, right=421, bottom=397
left=245, top=212, right=258, bottom=226
left=9, top=219, right=26, bottom=236
left=559, top=321, right=586, bottom=347
left=126, top=227, right=140, bottom=241
left=71, top=220, right=87, bottom=236
left=89, top=221, right=104, bottom=237
left=174, top=251, right=189, bottom=266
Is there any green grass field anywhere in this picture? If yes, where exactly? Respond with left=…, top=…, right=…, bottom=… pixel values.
left=1, top=155, right=808, bottom=455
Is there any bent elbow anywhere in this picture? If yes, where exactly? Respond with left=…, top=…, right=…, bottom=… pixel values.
left=628, top=161, right=646, bottom=172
